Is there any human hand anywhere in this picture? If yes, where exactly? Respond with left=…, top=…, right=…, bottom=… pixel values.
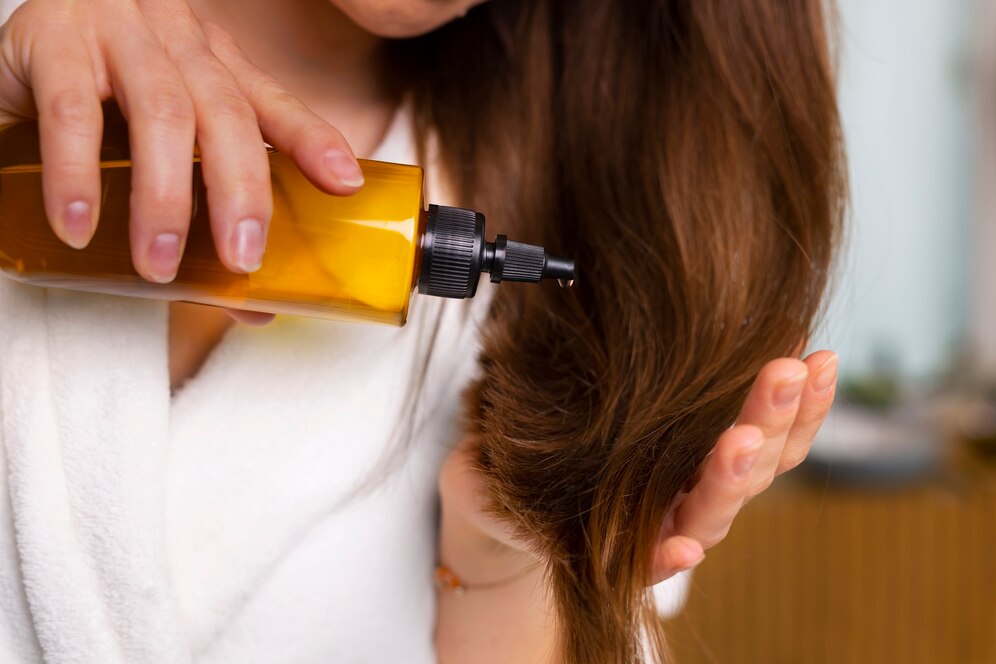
left=649, top=350, right=838, bottom=582
left=0, top=0, right=363, bottom=290
left=437, top=350, right=838, bottom=588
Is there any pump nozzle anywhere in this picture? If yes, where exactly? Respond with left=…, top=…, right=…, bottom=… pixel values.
left=481, top=236, right=576, bottom=285
left=417, top=205, right=577, bottom=300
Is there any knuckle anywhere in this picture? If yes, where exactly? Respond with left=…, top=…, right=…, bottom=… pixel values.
left=0, top=12, right=19, bottom=52
left=150, top=187, right=189, bottom=212
left=139, top=88, right=195, bottom=128
left=46, top=89, right=97, bottom=126
left=794, top=398, right=832, bottom=432
left=200, top=20, right=236, bottom=48
left=298, top=121, right=348, bottom=159
left=209, top=88, right=256, bottom=124
left=210, top=156, right=272, bottom=208
left=3, top=3, right=35, bottom=40
left=812, top=388, right=837, bottom=409
left=45, top=160, right=94, bottom=185
left=170, top=41, right=218, bottom=70
left=256, top=79, right=299, bottom=109
left=135, top=180, right=190, bottom=214
left=797, top=409, right=827, bottom=435
left=240, top=166, right=272, bottom=198
left=5, top=1, right=71, bottom=46
left=760, top=412, right=798, bottom=438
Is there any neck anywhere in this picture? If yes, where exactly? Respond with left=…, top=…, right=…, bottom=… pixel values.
left=187, top=0, right=395, bottom=155
left=170, top=0, right=399, bottom=387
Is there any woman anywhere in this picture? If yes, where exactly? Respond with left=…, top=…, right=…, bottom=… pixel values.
left=0, top=0, right=843, bottom=662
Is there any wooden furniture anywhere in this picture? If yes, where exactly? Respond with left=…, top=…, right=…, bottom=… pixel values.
left=662, top=456, right=996, bottom=663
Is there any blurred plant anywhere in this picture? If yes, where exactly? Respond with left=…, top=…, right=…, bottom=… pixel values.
left=840, top=374, right=902, bottom=412
left=839, top=344, right=902, bottom=412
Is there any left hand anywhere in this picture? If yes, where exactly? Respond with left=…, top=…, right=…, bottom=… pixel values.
left=437, top=350, right=839, bottom=587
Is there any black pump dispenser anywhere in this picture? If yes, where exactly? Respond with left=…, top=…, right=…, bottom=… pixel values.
left=417, top=204, right=576, bottom=299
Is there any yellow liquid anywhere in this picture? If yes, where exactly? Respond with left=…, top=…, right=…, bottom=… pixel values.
left=0, top=117, right=425, bottom=325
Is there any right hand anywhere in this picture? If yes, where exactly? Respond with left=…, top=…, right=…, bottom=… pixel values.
left=0, top=0, right=365, bottom=283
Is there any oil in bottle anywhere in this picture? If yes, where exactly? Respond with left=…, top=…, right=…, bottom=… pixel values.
left=0, top=105, right=574, bottom=325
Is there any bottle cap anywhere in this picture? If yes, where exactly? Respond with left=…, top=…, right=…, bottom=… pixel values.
left=418, top=205, right=576, bottom=300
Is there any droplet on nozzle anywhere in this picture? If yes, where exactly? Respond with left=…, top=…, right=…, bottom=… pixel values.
left=558, top=278, right=574, bottom=288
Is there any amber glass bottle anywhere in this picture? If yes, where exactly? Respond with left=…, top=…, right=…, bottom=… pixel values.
left=0, top=109, right=573, bottom=325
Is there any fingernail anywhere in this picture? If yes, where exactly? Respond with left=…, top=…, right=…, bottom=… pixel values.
left=62, top=200, right=94, bottom=249
left=812, top=354, right=839, bottom=393
left=233, top=219, right=265, bottom=272
left=772, top=372, right=807, bottom=410
left=733, top=437, right=763, bottom=477
left=147, top=233, right=181, bottom=283
left=324, top=150, right=364, bottom=187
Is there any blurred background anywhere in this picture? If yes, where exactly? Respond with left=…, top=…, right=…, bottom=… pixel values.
left=663, top=1, right=996, bottom=661
left=1, top=0, right=991, bottom=660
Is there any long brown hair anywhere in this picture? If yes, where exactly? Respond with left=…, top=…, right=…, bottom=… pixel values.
left=390, top=0, right=845, bottom=660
